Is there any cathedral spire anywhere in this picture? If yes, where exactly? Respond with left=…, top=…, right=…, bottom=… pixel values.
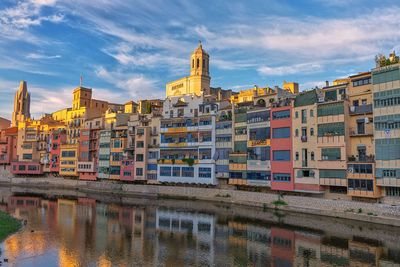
left=12, top=81, right=31, bottom=127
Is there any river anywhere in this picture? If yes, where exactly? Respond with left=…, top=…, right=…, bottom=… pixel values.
left=0, top=186, right=399, bottom=267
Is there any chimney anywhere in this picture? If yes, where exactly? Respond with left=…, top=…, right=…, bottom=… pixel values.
left=325, top=81, right=329, bottom=87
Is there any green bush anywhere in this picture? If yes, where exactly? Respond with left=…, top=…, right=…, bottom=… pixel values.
left=0, top=211, right=21, bottom=241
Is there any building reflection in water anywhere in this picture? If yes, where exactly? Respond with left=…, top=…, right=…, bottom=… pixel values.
left=0, top=193, right=400, bottom=267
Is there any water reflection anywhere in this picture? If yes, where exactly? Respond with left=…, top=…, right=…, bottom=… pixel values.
left=0, top=190, right=400, bottom=267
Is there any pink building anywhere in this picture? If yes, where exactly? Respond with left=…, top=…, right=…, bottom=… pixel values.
left=11, top=161, right=43, bottom=175
left=120, top=159, right=135, bottom=181
left=50, top=129, right=66, bottom=173
left=0, top=127, right=18, bottom=165
left=270, top=103, right=294, bottom=191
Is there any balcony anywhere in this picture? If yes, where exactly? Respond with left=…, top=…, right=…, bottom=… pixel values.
left=301, top=136, right=307, bottom=142
left=348, top=155, right=374, bottom=163
left=349, top=126, right=373, bottom=137
left=349, top=104, right=372, bottom=115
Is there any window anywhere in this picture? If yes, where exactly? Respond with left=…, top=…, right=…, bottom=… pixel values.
left=22, top=154, right=32, bottom=160
left=319, top=169, right=346, bottom=179
left=247, top=171, right=270, bottom=181
left=247, top=147, right=270, bottom=161
left=301, top=109, right=307, bottom=123
left=311, top=152, right=315, bottom=161
left=273, top=173, right=291, bottom=182
left=318, top=122, right=345, bottom=137
left=27, top=165, right=38, bottom=171
left=352, top=77, right=371, bottom=87
left=172, top=167, right=180, bottom=177
left=199, top=167, right=212, bottom=178
left=61, top=151, right=76, bottom=157
left=148, top=151, right=159, bottom=159
left=136, top=168, right=143, bottom=176
left=147, top=164, right=157, bottom=171
left=382, top=169, right=397, bottom=177
left=136, top=154, right=144, bottom=162
left=249, top=127, right=270, bottom=141
left=272, top=110, right=290, bottom=120
left=317, top=102, right=344, bottom=117
left=123, top=171, right=131, bottom=176
left=160, top=166, right=171, bottom=176
left=310, top=110, right=314, bottom=117
left=229, top=172, right=243, bottom=178
left=295, top=129, right=299, bottom=137
left=348, top=164, right=373, bottom=174
left=136, top=141, right=144, bottom=148
left=321, top=148, right=341, bottom=160
left=353, top=100, right=359, bottom=106
left=182, top=167, right=194, bottom=177
left=295, top=152, right=299, bottom=161
left=348, top=179, right=373, bottom=191
left=295, top=111, right=299, bottom=118
left=273, top=150, right=291, bottom=161
left=310, top=128, right=314, bottom=136
left=376, top=138, right=400, bottom=160
left=80, top=152, right=88, bottom=160
left=272, top=127, right=290, bottom=138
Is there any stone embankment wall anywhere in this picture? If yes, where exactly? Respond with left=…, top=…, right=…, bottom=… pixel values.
left=1, top=176, right=400, bottom=226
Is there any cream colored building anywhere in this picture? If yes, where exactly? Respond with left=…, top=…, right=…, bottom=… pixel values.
left=166, top=42, right=210, bottom=97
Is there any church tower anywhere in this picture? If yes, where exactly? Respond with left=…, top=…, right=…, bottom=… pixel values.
left=12, top=81, right=31, bottom=127
left=165, top=42, right=211, bottom=97
left=189, top=41, right=211, bottom=95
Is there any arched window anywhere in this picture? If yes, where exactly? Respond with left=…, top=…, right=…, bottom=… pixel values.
left=197, top=58, right=199, bottom=68
left=311, top=152, right=315, bottom=160
left=192, top=59, right=194, bottom=68
left=202, top=59, right=205, bottom=69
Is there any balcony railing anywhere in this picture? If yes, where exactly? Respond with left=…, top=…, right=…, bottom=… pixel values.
left=349, top=127, right=373, bottom=136
left=349, top=104, right=373, bottom=115
left=348, top=155, right=374, bottom=163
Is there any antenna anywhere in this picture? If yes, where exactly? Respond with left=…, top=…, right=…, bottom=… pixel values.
left=80, top=74, right=83, bottom=87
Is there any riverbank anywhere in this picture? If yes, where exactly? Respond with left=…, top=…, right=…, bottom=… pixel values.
left=0, top=211, right=21, bottom=242
left=1, top=176, right=400, bottom=227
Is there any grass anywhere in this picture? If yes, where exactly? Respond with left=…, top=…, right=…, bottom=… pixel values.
left=272, top=199, right=288, bottom=206
left=0, top=211, right=21, bottom=242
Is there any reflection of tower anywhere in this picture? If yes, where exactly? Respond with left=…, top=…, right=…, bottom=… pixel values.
left=12, top=81, right=31, bottom=127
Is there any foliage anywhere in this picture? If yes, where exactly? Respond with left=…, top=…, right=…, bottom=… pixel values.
left=182, top=158, right=195, bottom=166
left=0, top=211, right=21, bottom=241
left=375, top=52, right=400, bottom=67
left=272, top=199, right=288, bottom=206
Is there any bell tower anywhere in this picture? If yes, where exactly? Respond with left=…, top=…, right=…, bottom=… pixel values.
left=190, top=41, right=210, bottom=77
left=12, top=81, right=31, bottom=127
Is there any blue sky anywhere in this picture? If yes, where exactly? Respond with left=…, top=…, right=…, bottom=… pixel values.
left=1, top=0, right=400, bottom=119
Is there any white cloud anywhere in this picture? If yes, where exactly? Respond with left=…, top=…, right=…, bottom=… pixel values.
left=95, top=66, right=163, bottom=100
left=258, top=63, right=323, bottom=76
left=26, top=53, right=62, bottom=59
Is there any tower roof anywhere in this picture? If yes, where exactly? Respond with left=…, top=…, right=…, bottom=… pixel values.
left=194, top=41, right=209, bottom=55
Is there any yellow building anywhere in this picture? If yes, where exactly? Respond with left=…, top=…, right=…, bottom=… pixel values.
left=166, top=42, right=210, bottom=97
left=346, top=72, right=379, bottom=199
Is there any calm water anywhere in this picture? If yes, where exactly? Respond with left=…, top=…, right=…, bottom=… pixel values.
left=0, top=187, right=400, bottom=267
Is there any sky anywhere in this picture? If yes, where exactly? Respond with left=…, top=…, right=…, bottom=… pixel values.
left=1, top=0, right=400, bottom=119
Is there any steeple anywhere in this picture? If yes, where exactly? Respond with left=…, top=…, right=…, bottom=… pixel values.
left=12, top=81, right=31, bottom=127
left=190, top=41, right=210, bottom=77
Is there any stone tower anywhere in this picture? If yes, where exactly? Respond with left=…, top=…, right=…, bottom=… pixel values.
left=189, top=41, right=211, bottom=95
left=12, top=81, right=31, bottom=127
